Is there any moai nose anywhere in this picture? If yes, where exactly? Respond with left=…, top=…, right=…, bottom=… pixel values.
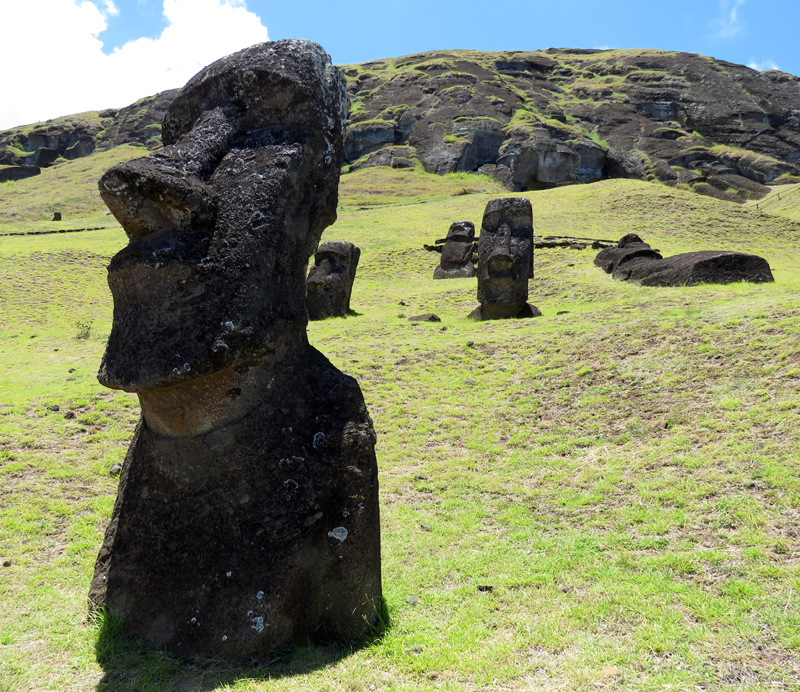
left=488, top=253, right=515, bottom=273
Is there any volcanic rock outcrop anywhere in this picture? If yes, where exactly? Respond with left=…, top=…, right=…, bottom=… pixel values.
left=306, top=240, right=361, bottom=319
left=341, top=49, right=800, bottom=201
left=88, top=40, right=382, bottom=660
left=4, top=49, right=799, bottom=200
left=469, top=197, right=541, bottom=319
left=594, top=234, right=774, bottom=286
left=433, top=220, right=476, bottom=279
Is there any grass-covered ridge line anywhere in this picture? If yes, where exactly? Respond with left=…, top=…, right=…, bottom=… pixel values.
left=1, top=161, right=800, bottom=690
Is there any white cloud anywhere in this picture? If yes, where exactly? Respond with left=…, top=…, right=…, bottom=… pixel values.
left=748, top=59, right=780, bottom=72
left=99, top=0, right=119, bottom=17
left=712, top=0, right=746, bottom=39
left=0, top=0, right=268, bottom=130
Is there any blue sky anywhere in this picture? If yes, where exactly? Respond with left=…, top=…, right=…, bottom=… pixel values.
left=1, top=0, right=798, bottom=130
left=98, top=0, right=799, bottom=71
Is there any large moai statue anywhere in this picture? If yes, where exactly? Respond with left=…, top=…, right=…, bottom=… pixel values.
left=433, top=220, right=476, bottom=279
left=468, top=198, right=541, bottom=320
left=306, top=240, right=361, bottom=319
left=88, top=40, right=382, bottom=659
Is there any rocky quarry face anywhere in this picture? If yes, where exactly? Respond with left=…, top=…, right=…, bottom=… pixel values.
left=3, top=48, right=798, bottom=202
left=88, top=40, right=382, bottom=660
left=341, top=49, right=800, bottom=201
left=595, top=233, right=774, bottom=286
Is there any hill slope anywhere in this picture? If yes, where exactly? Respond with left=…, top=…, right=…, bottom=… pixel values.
left=2, top=48, right=800, bottom=205
left=341, top=48, right=800, bottom=202
left=1, top=162, right=800, bottom=690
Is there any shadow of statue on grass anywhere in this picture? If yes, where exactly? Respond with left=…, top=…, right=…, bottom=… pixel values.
left=94, top=600, right=391, bottom=691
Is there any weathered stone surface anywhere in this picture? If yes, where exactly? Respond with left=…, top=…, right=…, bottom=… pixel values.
left=3, top=49, right=799, bottom=204
left=34, top=147, right=59, bottom=167
left=341, top=49, right=800, bottom=201
left=433, top=220, right=475, bottom=279
left=65, top=139, right=94, bottom=159
left=306, top=241, right=361, bottom=319
left=468, top=197, right=541, bottom=319
left=407, top=313, right=441, bottom=322
left=594, top=235, right=774, bottom=286
left=89, top=40, right=381, bottom=660
left=0, top=117, right=108, bottom=167
left=0, top=165, right=40, bottom=183
left=96, top=89, right=180, bottom=151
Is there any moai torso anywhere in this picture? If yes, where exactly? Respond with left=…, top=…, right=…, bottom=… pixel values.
left=89, top=40, right=382, bottom=659
left=433, top=220, right=475, bottom=279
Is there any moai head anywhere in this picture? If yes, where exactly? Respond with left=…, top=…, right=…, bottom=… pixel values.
left=306, top=240, right=361, bottom=319
left=476, top=197, right=534, bottom=308
left=97, top=40, right=347, bottom=393
left=434, top=220, right=475, bottom=279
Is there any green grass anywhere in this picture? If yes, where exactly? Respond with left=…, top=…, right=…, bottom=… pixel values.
left=0, top=145, right=146, bottom=233
left=2, top=158, right=800, bottom=690
left=750, top=183, right=800, bottom=222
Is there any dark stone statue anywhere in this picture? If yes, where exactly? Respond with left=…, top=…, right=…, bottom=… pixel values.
left=594, top=235, right=774, bottom=286
left=306, top=240, right=361, bottom=319
left=88, top=40, right=382, bottom=660
left=433, top=220, right=475, bottom=279
left=468, top=197, right=541, bottom=320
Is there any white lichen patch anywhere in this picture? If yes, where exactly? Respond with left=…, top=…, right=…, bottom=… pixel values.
left=328, top=526, right=348, bottom=542
left=251, top=616, right=265, bottom=633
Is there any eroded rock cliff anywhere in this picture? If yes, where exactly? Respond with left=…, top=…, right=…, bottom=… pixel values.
left=2, top=48, right=799, bottom=203
left=341, top=48, right=800, bottom=201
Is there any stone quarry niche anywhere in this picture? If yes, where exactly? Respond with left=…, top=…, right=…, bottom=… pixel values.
left=89, top=40, right=382, bottom=660
left=433, top=220, right=476, bottom=279
left=594, top=235, right=774, bottom=286
left=306, top=240, right=361, bottom=319
left=469, top=197, right=541, bottom=320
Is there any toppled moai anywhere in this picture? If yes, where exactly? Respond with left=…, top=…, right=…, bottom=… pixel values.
left=594, top=234, right=774, bottom=286
left=468, top=198, right=541, bottom=320
left=433, top=220, right=476, bottom=279
left=306, top=240, right=361, bottom=319
left=89, top=40, right=382, bottom=660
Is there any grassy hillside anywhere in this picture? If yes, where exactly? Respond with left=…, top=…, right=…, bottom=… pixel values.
left=749, top=183, right=800, bottom=223
left=0, top=145, right=146, bottom=234
left=1, top=159, right=800, bottom=691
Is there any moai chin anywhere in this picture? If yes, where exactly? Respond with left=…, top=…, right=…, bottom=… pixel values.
left=433, top=220, right=475, bottom=279
left=88, top=40, right=382, bottom=660
left=468, top=197, right=541, bottom=320
left=306, top=240, right=361, bottom=319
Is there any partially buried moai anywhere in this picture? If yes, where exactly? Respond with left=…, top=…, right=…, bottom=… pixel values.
left=306, top=240, right=361, bottom=319
left=88, top=40, right=382, bottom=659
left=433, top=220, right=475, bottom=279
left=468, top=197, right=541, bottom=320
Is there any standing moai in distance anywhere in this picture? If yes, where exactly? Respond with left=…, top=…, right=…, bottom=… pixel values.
left=306, top=240, right=361, bottom=319
left=468, top=197, right=541, bottom=320
left=88, top=40, right=382, bottom=660
left=433, top=220, right=476, bottom=279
